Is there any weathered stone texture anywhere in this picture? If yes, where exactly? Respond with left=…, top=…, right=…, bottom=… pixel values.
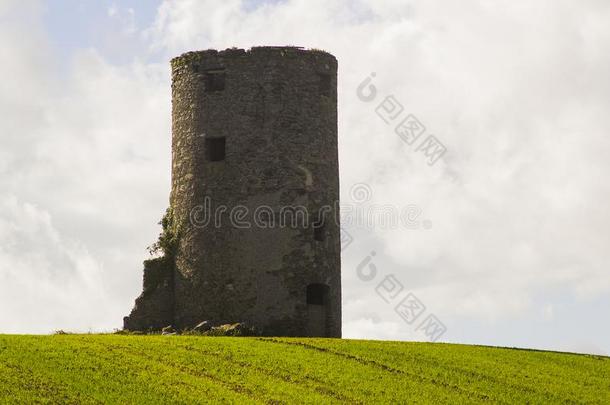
left=123, top=258, right=174, bottom=331
left=125, top=46, right=341, bottom=337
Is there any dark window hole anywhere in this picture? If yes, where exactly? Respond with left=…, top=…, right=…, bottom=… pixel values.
left=205, top=137, right=226, bottom=162
left=318, top=73, right=331, bottom=96
left=205, top=70, right=226, bottom=92
left=307, top=283, right=329, bottom=306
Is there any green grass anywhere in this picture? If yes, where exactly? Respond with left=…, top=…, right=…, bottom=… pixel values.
left=0, top=335, right=608, bottom=404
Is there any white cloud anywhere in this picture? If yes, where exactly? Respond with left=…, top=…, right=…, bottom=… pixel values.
left=0, top=1, right=171, bottom=332
left=0, top=196, right=118, bottom=333
left=107, top=4, right=136, bottom=35
left=343, top=317, right=410, bottom=341
left=107, top=4, right=118, bottom=17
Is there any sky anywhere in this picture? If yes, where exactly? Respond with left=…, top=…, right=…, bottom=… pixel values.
left=1, top=0, right=609, bottom=355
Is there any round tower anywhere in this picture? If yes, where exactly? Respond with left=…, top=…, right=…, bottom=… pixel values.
left=169, top=47, right=341, bottom=337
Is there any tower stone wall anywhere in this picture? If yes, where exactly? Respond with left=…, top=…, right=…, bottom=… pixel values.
left=125, top=46, right=341, bottom=337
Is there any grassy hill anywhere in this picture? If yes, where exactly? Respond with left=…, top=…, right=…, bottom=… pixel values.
left=0, top=335, right=608, bottom=403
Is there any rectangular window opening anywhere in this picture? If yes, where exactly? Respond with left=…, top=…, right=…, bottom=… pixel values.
left=205, top=137, right=226, bottom=162
left=205, top=70, right=226, bottom=92
left=318, top=73, right=331, bottom=97
left=307, top=283, right=329, bottom=306
left=313, top=217, right=326, bottom=242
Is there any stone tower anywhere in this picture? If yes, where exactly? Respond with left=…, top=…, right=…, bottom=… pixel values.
left=124, top=46, right=341, bottom=337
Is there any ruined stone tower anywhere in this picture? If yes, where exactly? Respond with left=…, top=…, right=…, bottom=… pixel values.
left=124, top=47, right=341, bottom=337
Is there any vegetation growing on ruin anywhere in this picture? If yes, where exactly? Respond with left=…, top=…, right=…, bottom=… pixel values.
left=147, top=207, right=180, bottom=262
left=0, top=335, right=608, bottom=403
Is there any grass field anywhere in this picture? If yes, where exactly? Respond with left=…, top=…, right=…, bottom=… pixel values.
left=0, top=335, right=608, bottom=404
